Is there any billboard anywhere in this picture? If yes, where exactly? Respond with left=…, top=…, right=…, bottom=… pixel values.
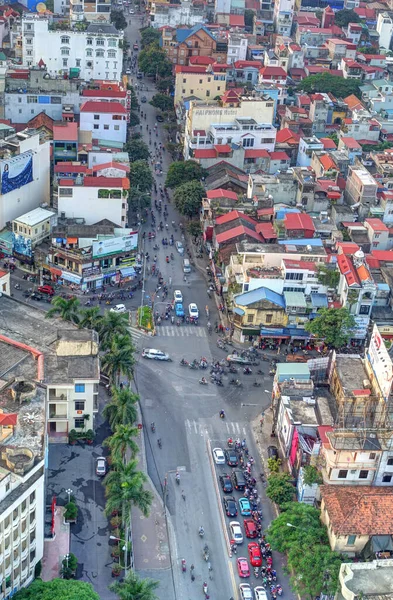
left=1, top=153, right=33, bottom=195
left=12, top=233, right=33, bottom=258
left=93, top=233, right=138, bottom=258
left=367, top=324, right=393, bottom=401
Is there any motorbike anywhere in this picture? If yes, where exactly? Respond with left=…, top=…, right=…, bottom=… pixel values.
left=151, top=423, right=155, bottom=433
left=199, top=379, right=208, bottom=385
left=230, top=379, right=242, bottom=387
left=219, top=410, right=225, bottom=419
left=189, top=360, right=198, bottom=370
left=180, top=359, right=189, bottom=366
left=176, top=473, right=180, bottom=485
left=254, top=567, right=260, bottom=578
left=243, top=367, right=252, bottom=375
left=277, top=585, right=283, bottom=596
left=253, top=381, right=261, bottom=387
left=181, top=559, right=186, bottom=572
left=229, top=365, right=238, bottom=374
left=203, top=545, right=209, bottom=561
left=14, top=283, right=21, bottom=290
left=157, top=438, right=162, bottom=449
left=230, top=543, right=237, bottom=555
left=199, top=527, right=205, bottom=537
left=203, top=582, right=208, bottom=596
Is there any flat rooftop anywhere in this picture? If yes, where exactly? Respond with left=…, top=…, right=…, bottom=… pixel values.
left=14, top=207, right=54, bottom=227
left=236, top=242, right=327, bottom=256
left=339, top=559, right=393, bottom=599
left=335, top=355, right=368, bottom=395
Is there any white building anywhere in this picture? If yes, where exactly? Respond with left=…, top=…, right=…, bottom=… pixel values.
left=273, top=0, right=294, bottom=36
left=150, top=0, right=205, bottom=29
left=297, top=136, right=324, bottom=167
left=80, top=101, right=128, bottom=144
left=5, top=90, right=81, bottom=124
left=22, top=15, right=123, bottom=83
left=12, top=207, right=56, bottom=248
left=57, top=176, right=129, bottom=226
left=70, top=0, right=111, bottom=22
left=377, top=12, right=393, bottom=51
left=227, top=34, right=248, bottom=65
left=0, top=131, right=50, bottom=231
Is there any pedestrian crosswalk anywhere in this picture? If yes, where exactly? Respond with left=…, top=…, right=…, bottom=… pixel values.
left=185, top=419, right=247, bottom=437
left=128, top=326, right=147, bottom=346
left=156, top=326, right=207, bottom=338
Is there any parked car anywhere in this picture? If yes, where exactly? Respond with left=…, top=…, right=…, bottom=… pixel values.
left=244, top=518, right=258, bottom=539
left=254, top=588, right=268, bottom=600
left=156, top=114, right=164, bottom=122
left=96, top=457, right=107, bottom=476
left=229, top=521, right=243, bottom=544
left=175, top=241, right=184, bottom=255
left=37, top=285, right=55, bottom=296
left=225, top=448, right=238, bottom=467
left=267, top=445, right=279, bottom=460
left=137, top=71, right=143, bottom=79
left=219, top=473, right=233, bottom=493
left=141, top=348, right=171, bottom=361
left=110, top=304, right=127, bottom=313
left=237, top=557, right=250, bottom=578
left=223, top=496, right=237, bottom=517
left=141, top=96, right=147, bottom=103
left=239, top=584, right=253, bottom=600
left=239, top=497, right=251, bottom=516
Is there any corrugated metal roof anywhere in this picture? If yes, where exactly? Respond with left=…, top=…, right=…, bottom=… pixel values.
left=276, top=363, right=310, bottom=380
left=234, top=287, right=285, bottom=308
left=284, top=291, right=307, bottom=308
left=311, top=293, right=328, bottom=308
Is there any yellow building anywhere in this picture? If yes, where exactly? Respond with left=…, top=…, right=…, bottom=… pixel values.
left=232, top=286, right=287, bottom=343
left=174, top=64, right=226, bottom=107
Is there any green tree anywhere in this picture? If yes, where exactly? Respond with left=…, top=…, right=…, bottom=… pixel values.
left=140, top=27, right=161, bottom=48
left=357, top=46, right=379, bottom=54
left=46, top=296, right=80, bottom=324
left=334, top=8, right=360, bottom=27
left=129, top=159, right=154, bottom=192
left=138, top=45, right=172, bottom=78
left=126, top=135, right=150, bottom=162
left=173, top=180, right=205, bottom=218
left=104, top=458, right=153, bottom=519
left=302, top=464, right=323, bottom=486
left=266, top=502, right=328, bottom=554
left=316, top=264, right=340, bottom=288
left=288, top=544, right=342, bottom=598
left=101, top=334, right=135, bottom=386
left=129, top=111, right=140, bottom=127
left=110, top=9, right=127, bottom=30
left=79, top=306, right=101, bottom=330
left=13, top=579, right=100, bottom=600
left=150, top=93, right=173, bottom=112
left=166, top=160, right=206, bottom=188
left=110, top=570, right=159, bottom=600
left=244, top=8, right=255, bottom=28
left=156, top=77, right=174, bottom=94
left=128, top=187, right=151, bottom=215
left=327, top=132, right=339, bottom=145
left=103, top=387, right=139, bottom=430
left=187, top=220, right=202, bottom=238
left=265, top=473, right=294, bottom=507
left=305, top=307, right=355, bottom=348
left=298, top=72, right=361, bottom=98
left=104, top=424, right=139, bottom=460
left=97, top=310, right=130, bottom=350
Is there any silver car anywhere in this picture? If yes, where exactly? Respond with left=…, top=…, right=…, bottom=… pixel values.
left=175, top=241, right=184, bottom=256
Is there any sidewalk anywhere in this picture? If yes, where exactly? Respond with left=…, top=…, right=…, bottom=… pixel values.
left=41, top=506, right=70, bottom=581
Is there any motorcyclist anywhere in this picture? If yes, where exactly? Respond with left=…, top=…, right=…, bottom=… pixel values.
left=199, top=526, right=204, bottom=536
left=220, top=410, right=225, bottom=419
left=200, top=377, right=207, bottom=384
left=175, top=471, right=180, bottom=483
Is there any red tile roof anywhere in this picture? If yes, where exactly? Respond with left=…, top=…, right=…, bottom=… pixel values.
left=0, top=269, right=8, bottom=278
left=337, top=253, right=359, bottom=286
left=319, top=154, right=337, bottom=171
left=189, top=56, right=216, bottom=65
left=244, top=149, right=270, bottom=159
left=53, top=122, right=78, bottom=142
left=80, top=101, right=127, bottom=114
left=365, top=218, right=388, bottom=232
left=276, top=128, right=300, bottom=144
left=344, top=94, right=364, bottom=111
left=340, top=136, right=361, bottom=150
left=92, top=161, right=129, bottom=173
left=336, top=242, right=360, bottom=255
left=284, top=212, right=315, bottom=232
left=206, top=189, right=238, bottom=200
left=233, top=60, right=262, bottom=69
left=229, top=14, right=245, bottom=26
left=321, top=486, right=393, bottom=536
left=371, top=250, right=393, bottom=262
left=283, top=259, right=318, bottom=271
left=54, top=163, right=89, bottom=174
left=255, top=222, right=277, bottom=239
left=320, top=137, right=337, bottom=149
left=59, top=176, right=129, bottom=189
left=216, top=225, right=262, bottom=244
left=82, top=88, right=126, bottom=99
left=194, top=149, right=217, bottom=159
left=257, top=207, right=274, bottom=216
left=215, top=210, right=256, bottom=226
left=269, top=151, right=289, bottom=161
left=0, top=413, right=17, bottom=426
left=214, top=144, right=232, bottom=153
left=175, top=64, right=208, bottom=74
left=259, top=66, right=287, bottom=78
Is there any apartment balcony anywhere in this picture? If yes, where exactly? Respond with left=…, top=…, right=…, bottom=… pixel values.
left=29, top=519, right=36, bottom=532
left=21, top=527, right=28, bottom=541
left=49, top=405, right=68, bottom=419
left=4, top=563, right=11, bottom=578
left=21, top=546, right=28, bottom=561
left=51, top=245, right=92, bottom=262
left=29, top=538, right=36, bottom=551
left=48, top=390, right=69, bottom=402
left=13, top=532, right=20, bottom=547
left=13, top=555, right=20, bottom=569
left=0, top=553, right=4, bottom=566
left=4, top=545, right=11, bottom=559
left=324, top=458, right=379, bottom=471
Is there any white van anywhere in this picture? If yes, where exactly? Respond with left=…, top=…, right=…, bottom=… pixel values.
left=183, top=258, right=191, bottom=273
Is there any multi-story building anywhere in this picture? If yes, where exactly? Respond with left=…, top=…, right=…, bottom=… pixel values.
left=150, top=0, right=205, bottom=29
left=174, top=65, right=226, bottom=106
left=0, top=130, right=50, bottom=231
left=79, top=101, right=128, bottom=144
left=160, top=25, right=227, bottom=66
left=377, top=12, right=393, bottom=51
left=364, top=218, right=390, bottom=251
left=12, top=207, right=57, bottom=267
left=46, top=218, right=138, bottom=290
left=57, top=176, right=129, bottom=227
left=296, top=136, right=324, bottom=167
left=22, top=15, right=123, bottom=82
left=345, top=167, right=378, bottom=219
left=69, top=0, right=111, bottom=22
left=53, top=122, right=79, bottom=166
left=226, top=34, right=247, bottom=64
left=273, top=0, right=294, bottom=36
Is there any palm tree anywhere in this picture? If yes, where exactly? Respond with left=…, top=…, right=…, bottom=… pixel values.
left=103, top=387, right=138, bottom=430
left=104, top=458, right=153, bottom=519
left=97, top=311, right=130, bottom=351
left=104, top=424, right=139, bottom=461
left=110, top=571, right=159, bottom=600
left=101, top=334, right=135, bottom=386
left=79, top=306, right=102, bottom=330
left=46, top=296, right=81, bottom=324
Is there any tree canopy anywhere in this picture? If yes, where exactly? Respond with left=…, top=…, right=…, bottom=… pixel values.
left=266, top=502, right=328, bottom=554
left=149, top=93, right=174, bottom=112
left=165, top=160, right=206, bottom=188
left=305, top=307, right=356, bottom=348
left=13, top=579, right=100, bottom=600
left=265, top=473, right=295, bottom=507
left=110, top=570, right=159, bottom=600
left=140, top=27, right=161, bottom=48
left=138, top=45, right=172, bottom=78
left=244, top=8, right=255, bottom=28
left=129, top=160, right=154, bottom=193
left=334, top=8, right=361, bottom=27
left=316, top=264, right=340, bottom=288
left=126, top=135, right=150, bottom=162
left=156, top=77, right=174, bottom=94
left=298, top=72, right=361, bottom=98
left=110, top=9, right=127, bottom=30
left=173, top=180, right=205, bottom=218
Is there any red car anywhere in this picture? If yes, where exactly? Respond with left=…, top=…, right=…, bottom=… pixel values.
left=237, top=557, right=250, bottom=578
left=244, top=519, right=258, bottom=539
left=248, top=542, right=262, bottom=567
left=37, top=285, right=55, bottom=296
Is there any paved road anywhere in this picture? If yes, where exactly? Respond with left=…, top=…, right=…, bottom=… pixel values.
left=125, top=20, right=297, bottom=600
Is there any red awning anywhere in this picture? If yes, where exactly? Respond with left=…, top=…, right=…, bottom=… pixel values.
left=214, top=144, right=232, bottom=153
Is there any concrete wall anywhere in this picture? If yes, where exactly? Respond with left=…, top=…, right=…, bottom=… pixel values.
left=57, top=184, right=126, bottom=226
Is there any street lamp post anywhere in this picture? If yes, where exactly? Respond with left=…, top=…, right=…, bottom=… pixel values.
left=109, top=535, right=129, bottom=577
left=286, top=522, right=298, bottom=529
left=66, top=488, right=73, bottom=504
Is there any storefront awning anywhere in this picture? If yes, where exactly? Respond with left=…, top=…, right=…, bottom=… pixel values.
left=120, top=267, right=135, bottom=277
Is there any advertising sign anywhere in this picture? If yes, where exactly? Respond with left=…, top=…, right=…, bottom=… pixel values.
left=93, top=233, right=138, bottom=258
left=1, top=153, right=33, bottom=195
left=12, top=233, right=33, bottom=258
left=367, top=324, right=393, bottom=401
